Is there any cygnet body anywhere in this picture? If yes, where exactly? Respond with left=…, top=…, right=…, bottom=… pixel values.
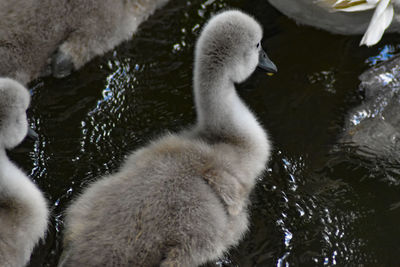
left=0, top=0, right=169, bottom=84
left=60, top=10, right=276, bottom=267
left=0, top=78, right=48, bottom=267
left=268, top=0, right=400, bottom=46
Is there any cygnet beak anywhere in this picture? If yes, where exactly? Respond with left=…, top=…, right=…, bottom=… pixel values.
left=258, top=47, right=277, bottom=75
left=26, top=128, right=39, bottom=141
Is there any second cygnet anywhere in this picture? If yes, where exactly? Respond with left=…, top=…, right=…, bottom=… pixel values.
left=0, top=78, right=48, bottom=267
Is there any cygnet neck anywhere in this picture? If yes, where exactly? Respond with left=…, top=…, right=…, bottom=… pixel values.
left=193, top=58, right=268, bottom=157
left=0, top=147, right=7, bottom=159
left=0, top=148, right=11, bottom=174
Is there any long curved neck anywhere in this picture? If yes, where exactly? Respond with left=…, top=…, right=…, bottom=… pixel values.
left=0, top=148, right=19, bottom=190
left=193, top=58, right=269, bottom=161
left=0, top=148, right=19, bottom=199
left=0, top=149, right=9, bottom=173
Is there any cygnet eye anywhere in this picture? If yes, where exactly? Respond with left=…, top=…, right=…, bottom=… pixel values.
left=256, top=42, right=260, bottom=48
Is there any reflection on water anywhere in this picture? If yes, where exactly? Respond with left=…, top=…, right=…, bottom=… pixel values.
left=365, top=44, right=400, bottom=66
left=341, top=51, right=400, bottom=162
left=238, top=151, right=382, bottom=266
left=308, top=69, right=337, bottom=94
left=5, top=0, right=400, bottom=266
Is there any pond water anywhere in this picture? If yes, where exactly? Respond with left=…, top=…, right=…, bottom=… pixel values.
left=9, top=0, right=400, bottom=266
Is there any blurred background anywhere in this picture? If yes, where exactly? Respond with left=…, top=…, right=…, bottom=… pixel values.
left=10, top=0, right=400, bottom=266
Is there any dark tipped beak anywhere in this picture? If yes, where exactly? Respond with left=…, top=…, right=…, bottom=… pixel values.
left=27, top=128, right=39, bottom=141
left=258, top=47, right=277, bottom=75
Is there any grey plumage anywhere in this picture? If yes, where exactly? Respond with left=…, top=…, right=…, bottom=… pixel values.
left=61, top=10, right=273, bottom=267
left=0, top=78, right=48, bottom=267
left=0, top=0, right=169, bottom=84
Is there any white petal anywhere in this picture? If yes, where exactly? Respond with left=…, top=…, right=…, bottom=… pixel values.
left=360, top=2, right=394, bottom=46
left=373, top=0, right=391, bottom=17
left=366, top=0, right=380, bottom=5
left=315, top=0, right=378, bottom=12
left=336, top=3, right=378, bottom=12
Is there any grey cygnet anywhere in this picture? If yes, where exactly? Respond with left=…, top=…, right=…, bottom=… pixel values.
left=0, top=78, right=48, bottom=267
left=0, top=0, right=169, bottom=84
left=60, top=9, right=277, bottom=267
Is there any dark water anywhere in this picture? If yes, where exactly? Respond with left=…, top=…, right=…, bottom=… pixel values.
left=8, top=0, right=400, bottom=266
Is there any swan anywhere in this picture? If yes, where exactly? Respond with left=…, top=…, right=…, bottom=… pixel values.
left=268, top=0, right=400, bottom=46
left=0, top=0, right=169, bottom=84
left=59, top=10, right=277, bottom=267
left=0, top=78, right=48, bottom=267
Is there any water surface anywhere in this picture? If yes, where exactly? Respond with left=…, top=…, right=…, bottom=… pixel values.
left=8, top=0, right=400, bottom=266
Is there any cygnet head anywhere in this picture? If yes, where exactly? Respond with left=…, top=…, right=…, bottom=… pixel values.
left=0, top=78, right=31, bottom=149
left=194, top=10, right=277, bottom=84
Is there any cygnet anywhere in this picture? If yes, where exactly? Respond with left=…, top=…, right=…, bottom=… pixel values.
left=60, top=9, right=277, bottom=267
left=0, top=78, right=48, bottom=267
left=0, top=0, right=169, bottom=84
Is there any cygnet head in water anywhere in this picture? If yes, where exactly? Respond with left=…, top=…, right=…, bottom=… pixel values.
left=194, top=10, right=277, bottom=84
left=0, top=78, right=30, bottom=149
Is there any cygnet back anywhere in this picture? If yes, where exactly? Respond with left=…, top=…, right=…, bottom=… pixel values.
left=0, top=0, right=169, bottom=84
